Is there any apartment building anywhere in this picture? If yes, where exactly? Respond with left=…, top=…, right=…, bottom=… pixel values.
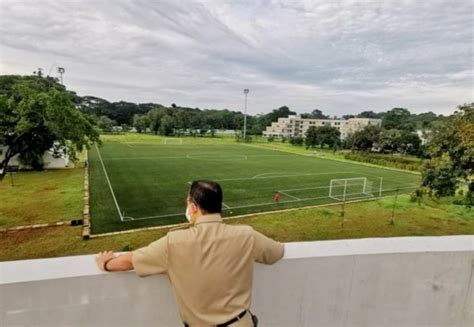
left=262, top=115, right=382, bottom=139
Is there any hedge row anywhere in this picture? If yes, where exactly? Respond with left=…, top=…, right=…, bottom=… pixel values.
left=344, top=152, right=422, bottom=172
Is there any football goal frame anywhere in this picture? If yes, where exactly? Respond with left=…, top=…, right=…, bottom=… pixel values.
left=163, top=138, right=183, bottom=145
left=328, top=177, right=376, bottom=202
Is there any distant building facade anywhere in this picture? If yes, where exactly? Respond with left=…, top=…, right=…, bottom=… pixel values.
left=262, top=115, right=382, bottom=139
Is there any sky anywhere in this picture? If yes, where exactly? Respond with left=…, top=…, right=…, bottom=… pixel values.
left=0, top=0, right=472, bottom=116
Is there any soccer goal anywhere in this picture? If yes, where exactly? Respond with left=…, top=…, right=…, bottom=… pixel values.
left=328, top=177, right=374, bottom=202
left=163, top=138, right=183, bottom=145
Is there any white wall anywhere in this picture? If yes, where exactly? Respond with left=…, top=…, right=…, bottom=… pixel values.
left=1, top=235, right=473, bottom=326
left=0, top=146, right=72, bottom=169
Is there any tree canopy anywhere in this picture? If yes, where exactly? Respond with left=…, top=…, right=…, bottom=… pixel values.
left=421, top=103, right=473, bottom=198
left=0, top=75, right=100, bottom=179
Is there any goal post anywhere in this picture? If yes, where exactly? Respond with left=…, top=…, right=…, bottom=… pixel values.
left=328, top=177, right=376, bottom=201
left=163, top=138, right=183, bottom=145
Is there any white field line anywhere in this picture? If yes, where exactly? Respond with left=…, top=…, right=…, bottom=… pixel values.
left=252, top=172, right=307, bottom=178
left=91, top=194, right=409, bottom=238
left=104, top=154, right=288, bottom=161
left=116, top=184, right=416, bottom=221
left=222, top=202, right=231, bottom=209
left=186, top=154, right=248, bottom=160
left=122, top=193, right=370, bottom=221
left=125, top=143, right=134, bottom=148
left=279, top=191, right=301, bottom=201
left=214, top=171, right=350, bottom=183
left=123, top=212, right=184, bottom=221
left=95, top=144, right=123, bottom=221
left=279, top=182, right=367, bottom=193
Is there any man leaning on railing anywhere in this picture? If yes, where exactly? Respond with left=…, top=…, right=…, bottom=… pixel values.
left=96, top=180, right=284, bottom=327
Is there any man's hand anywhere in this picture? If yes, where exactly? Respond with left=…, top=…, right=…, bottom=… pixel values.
left=96, top=251, right=117, bottom=271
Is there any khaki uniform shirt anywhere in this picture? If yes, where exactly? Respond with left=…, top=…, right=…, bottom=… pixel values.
left=132, top=213, right=284, bottom=326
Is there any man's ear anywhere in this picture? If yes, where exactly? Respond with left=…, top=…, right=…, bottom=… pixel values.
left=191, top=202, right=198, bottom=214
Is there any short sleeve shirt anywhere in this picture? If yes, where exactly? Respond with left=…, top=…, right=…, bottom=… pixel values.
left=132, top=214, right=284, bottom=326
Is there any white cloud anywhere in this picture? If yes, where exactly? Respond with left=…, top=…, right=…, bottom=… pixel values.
left=0, top=0, right=472, bottom=115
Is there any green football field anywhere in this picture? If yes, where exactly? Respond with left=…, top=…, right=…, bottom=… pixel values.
left=88, top=137, right=421, bottom=234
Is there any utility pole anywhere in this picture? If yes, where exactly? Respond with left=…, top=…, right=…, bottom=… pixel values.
left=243, top=89, right=249, bottom=140
left=57, top=67, right=65, bottom=84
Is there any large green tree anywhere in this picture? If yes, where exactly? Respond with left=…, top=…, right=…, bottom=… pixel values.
left=382, top=108, right=415, bottom=131
left=348, top=125, right=383, bottom=151
left=421, top=103, right=473, bottom=197
left=0, top=75, right=100, bottom=179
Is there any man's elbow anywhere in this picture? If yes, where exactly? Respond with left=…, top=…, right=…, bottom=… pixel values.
left=266, top=243, right=285, bottom=265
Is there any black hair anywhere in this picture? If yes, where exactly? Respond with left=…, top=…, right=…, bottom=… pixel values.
left=188, top=180, right=223, bottom=214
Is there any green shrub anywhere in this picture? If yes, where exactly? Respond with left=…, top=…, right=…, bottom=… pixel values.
left=344, top=152, right=422, bottom=172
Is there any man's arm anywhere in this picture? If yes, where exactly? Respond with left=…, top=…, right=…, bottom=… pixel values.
left=253, top=230, right=285, bottom=265
left=96, top=251, right=134, bottom=272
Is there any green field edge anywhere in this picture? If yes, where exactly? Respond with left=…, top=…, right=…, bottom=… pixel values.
left=88, top=194, right=403, bottom=238
left=245, top=143, right=421, bottom=176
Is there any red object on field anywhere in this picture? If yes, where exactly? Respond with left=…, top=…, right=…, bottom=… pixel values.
left=274, top=191, right=281, bottom=203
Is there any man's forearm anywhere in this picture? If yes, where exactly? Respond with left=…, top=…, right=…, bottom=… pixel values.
left=104, top=253, right=134, bottom=272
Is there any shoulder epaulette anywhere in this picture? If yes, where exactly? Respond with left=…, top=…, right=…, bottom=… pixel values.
left=169, top=224, right=191, bottom=232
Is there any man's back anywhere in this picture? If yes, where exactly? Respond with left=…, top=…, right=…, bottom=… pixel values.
left=133, top=213, right=284, bottom=326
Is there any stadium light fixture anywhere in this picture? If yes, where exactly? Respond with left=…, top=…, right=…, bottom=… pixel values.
left=57, top=67, right=65, bottom=84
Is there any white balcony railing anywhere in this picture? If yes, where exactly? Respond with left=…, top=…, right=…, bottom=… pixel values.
left=1, top=235, right=473, bottom=326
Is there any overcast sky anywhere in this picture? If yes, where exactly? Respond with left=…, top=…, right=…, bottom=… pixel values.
left=1, top=0, right=472, bottom=116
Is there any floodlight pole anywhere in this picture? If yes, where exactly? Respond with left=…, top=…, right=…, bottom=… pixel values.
left=57, top=67, right=65, bottom=84
left=243, top=89, right=249, bottom=139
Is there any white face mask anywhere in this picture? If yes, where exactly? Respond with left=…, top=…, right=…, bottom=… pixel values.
left=185, top=206, right=192, bottom=222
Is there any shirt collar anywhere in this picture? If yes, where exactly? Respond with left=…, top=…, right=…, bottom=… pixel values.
left=193, top=213, right=223, bottom=226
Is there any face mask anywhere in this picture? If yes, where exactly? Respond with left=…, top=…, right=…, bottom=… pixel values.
left=185, top=206, right=192, bottom=222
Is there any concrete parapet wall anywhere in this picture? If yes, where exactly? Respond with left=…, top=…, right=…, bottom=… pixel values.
left=1, top=235, right=473, bottom=326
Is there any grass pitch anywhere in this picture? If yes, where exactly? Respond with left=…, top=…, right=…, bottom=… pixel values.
left=88, top=136, right=420, bottom=233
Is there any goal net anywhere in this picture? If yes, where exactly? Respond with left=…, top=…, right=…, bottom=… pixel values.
left=328, top=177, right=374, bottom=201
left=163, top=138, right=183, bottom=145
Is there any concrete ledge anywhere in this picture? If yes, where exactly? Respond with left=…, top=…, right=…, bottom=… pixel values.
left=1, top=235, right=472, bottom=285
left=1, top=235, right=473, bottom=326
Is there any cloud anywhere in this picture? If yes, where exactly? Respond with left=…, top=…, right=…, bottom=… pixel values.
left=0, top=0, right=472, bottom=115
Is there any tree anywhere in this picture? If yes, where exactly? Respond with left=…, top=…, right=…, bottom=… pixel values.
left=315, top=125, right=340, bottom=149
left=357, top=110, right=380, bottom=119
left=96, top=115, right=116, bottom=132
left=382, top=108, right=415, bottom=131
left=289, top=136, right=304, bottom=146
left=159, top=115, right=175, bottom=136
left=147, top=108, right=165, bottom=134
left=0, top=75, right=100, bottom=179
left=350, top=125, right=383, bottom=151
left=421, top=103, right=473, bottom=197
left=133, top=114, right=150, bottom=133
left=305, top=126, right=318, bottom=149
left=301, top=109, right=328, bottom=119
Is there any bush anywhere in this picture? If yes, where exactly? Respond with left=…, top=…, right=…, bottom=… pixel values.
left=289, top=136, right=304, bottom=146
left=344, top=152, right=422, bottom=171
left=267, top=136, right=274, bottom=143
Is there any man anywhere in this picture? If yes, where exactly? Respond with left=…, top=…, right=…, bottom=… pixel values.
left=274, top=191, right=281, bottom=204
left=96, top=180, right=284, bottom=326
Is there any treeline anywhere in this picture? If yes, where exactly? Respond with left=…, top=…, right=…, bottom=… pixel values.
left=79, top=96, right=299, bottom=136
left=79, top=94, right=448, bottom=140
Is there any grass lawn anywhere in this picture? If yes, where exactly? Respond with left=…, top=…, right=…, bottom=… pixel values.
left=0, top=163, right=84, bottom=228
left=89, top=135, right=420, bottom=234
left=1, top=195, right=472, bottom=261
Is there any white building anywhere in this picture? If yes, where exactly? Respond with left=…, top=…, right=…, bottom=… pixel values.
left=0, top=143, right=73, bottom=171
left=262, top=115, right=382, bottom=139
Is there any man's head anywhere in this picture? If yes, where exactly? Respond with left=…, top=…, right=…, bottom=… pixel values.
left=186, top=180, right=223, bottom=224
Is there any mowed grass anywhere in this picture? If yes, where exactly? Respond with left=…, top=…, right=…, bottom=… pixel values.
left=0, top=164, right=84, bottom=228
left=1, top=195, right=472, bottom=261
left=89, top=135, right=420, bottom=234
